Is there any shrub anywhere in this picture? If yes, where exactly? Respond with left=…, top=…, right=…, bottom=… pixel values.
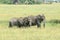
left=49, top=19, right=60, bottom=24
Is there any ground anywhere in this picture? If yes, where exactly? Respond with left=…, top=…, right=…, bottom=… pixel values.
left=0, top=3, right=60, bottom=40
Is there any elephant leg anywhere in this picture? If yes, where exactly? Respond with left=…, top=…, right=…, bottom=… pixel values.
left=43, top=19, right=45, bottom=28
left=9, top=22, right=13, bottom=27
left=29, top=21, right=32, bottom=27
left=17, top=24, right=21, bottom=27
left=36, top=20, right=41, bottom=28
left=17, top=21, right=21, bottom=28
left=17, top=23, right=22, bottom=28
left=24, top=23, right=27, bottom=27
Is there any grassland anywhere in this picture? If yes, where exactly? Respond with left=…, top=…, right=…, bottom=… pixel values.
left=0, top=3, right=60, bottom=40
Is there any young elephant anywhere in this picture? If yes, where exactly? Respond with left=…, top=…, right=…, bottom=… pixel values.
left=9, top=17, right=18, bottom=27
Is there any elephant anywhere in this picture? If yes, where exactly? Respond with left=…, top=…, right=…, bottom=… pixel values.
left=17, top=17, right=30, bottom=27
left=9, top=17, right=28, bottom=28
left=17, top=17, right=24, bottom=27
left=9, top=14, right=45, bottom=28
left=23, top=17, right=29, bottom=27
left=9, top=17, right=18, bottom=27
left=27, top=14, right=45, bottom=28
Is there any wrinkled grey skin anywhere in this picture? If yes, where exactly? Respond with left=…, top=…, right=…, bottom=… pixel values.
left=36, top=14, right=45, bottom=28
left=9, top=14, right=45, bottom=28
left=17, top=17, right=24, bottom=27
left=9, top=17, right=24, bottom=28
left=17, top=17, right=30, bottom=27
left=27, top=14, right=45, bottom=28
left=23, top=17, right=29, bottom=27
left=27, top=15, right=37, bottom=26
left=9, top=18, right=18, bottom=27
left=27, top=15, right=40, bottom=27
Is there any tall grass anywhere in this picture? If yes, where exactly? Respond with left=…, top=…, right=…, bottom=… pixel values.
left=0, top=3, right=60, bottom=40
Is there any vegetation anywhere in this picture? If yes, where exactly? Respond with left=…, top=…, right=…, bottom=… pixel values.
left=1, top=0, right=59, bottom=4
left=0, top=3, right=60, bottom=40
left=0, top=0, right=42, bottom=4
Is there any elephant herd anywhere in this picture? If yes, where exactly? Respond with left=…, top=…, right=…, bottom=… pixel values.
left=9, top=14, right=45, bottom=28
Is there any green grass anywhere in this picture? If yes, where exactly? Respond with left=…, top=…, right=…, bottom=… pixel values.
left=0, top=3, right=60, bottom=40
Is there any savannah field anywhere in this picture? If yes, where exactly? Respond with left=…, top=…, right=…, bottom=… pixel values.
left=0, top=3, right=60, bottom=40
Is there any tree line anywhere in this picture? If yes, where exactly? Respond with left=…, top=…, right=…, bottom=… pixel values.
left=0, top=0, right=60, bottom=4
left=0, top=0, right=45, bottom=4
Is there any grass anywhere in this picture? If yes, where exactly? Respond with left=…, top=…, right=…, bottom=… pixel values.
left=0, top=3, right=60, bottom=40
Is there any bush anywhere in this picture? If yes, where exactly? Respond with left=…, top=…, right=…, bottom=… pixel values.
left=49, top=19, right=60, bottom=24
